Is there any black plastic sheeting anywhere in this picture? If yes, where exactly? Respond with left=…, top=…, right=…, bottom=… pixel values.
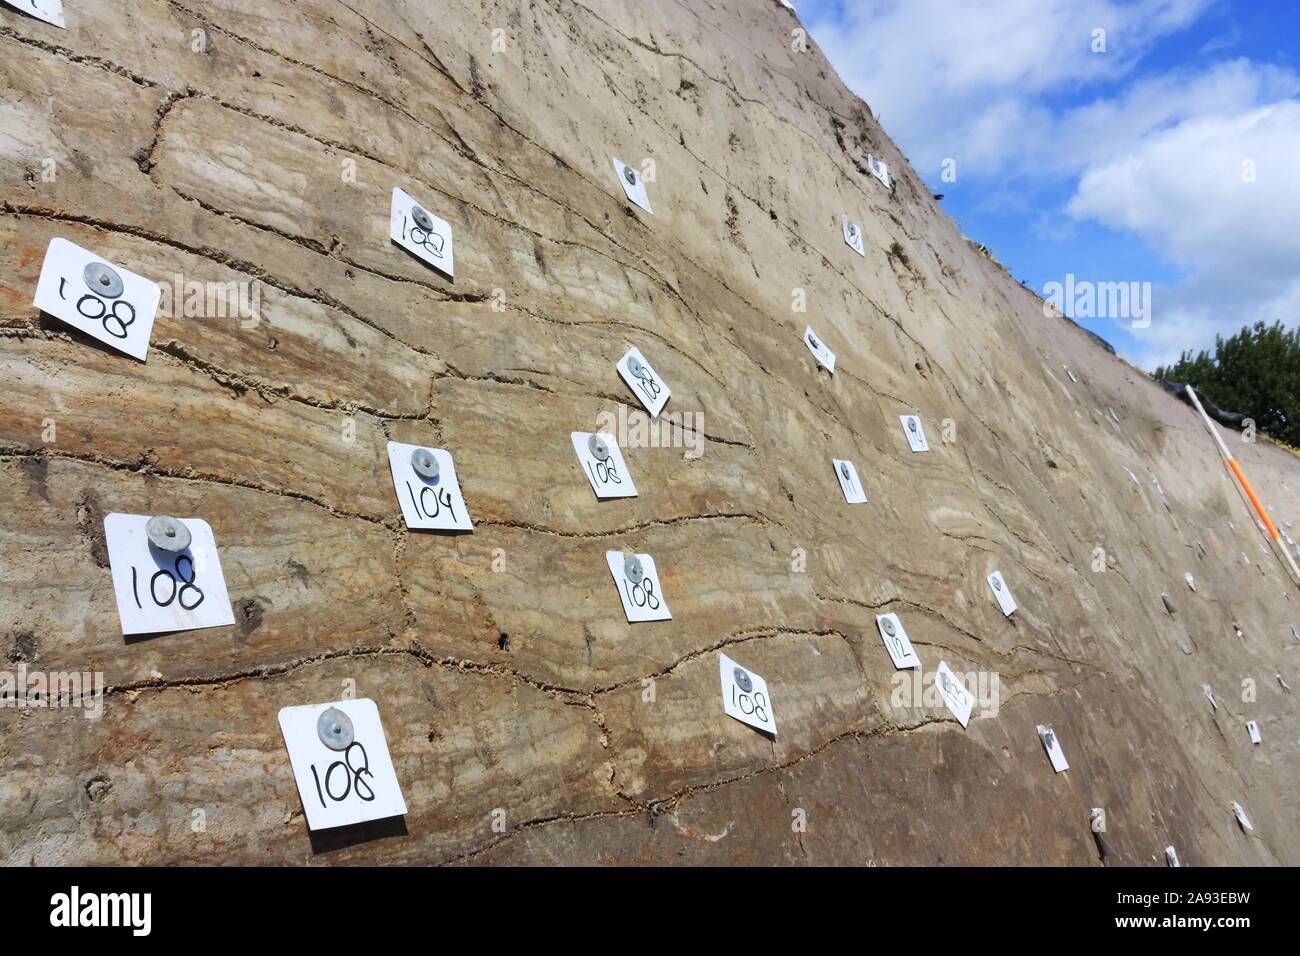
left=1157, top=380, right=1250, bottom=429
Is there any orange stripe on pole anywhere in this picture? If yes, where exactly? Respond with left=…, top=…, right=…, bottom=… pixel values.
left=1227, top=456, right=1280, bottom=540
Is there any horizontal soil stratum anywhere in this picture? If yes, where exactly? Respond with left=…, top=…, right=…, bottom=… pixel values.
left=1, top=0, right=1298, bottom=864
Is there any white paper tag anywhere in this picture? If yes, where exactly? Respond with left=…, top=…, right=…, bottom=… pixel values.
left=935, top=661, right=973, bottom=727
left=867, top=153, right=892, bottom=189
left=1165, top=845, right=1181, bottom=867
left=833, top=458, right=867, bottom=504
left=277, top=698, right=407, bottom=831
left=842, top=217, right=866, bottom=256
left=875, top=613, right=920, bottom=669
left=804, top=325, right=836, bottom=373
left=2, top=0, right=64, bottom=28
left=612, top=158, right=652, bottom=214
left=617, top=346, right=671, bottom=417
left=605, top=550, right=671, bottom=622
left=1231, top=801, right=1254, bottom=832
left=572, top=432, right=637, bottom=499
left=901, top=414, right=929, bottom=452
left=389, top=187, right=454, bottom=278
left=719, top=652, right=777, bottom=736
left=104, top=513, right=235, bottom=636
left=1204, top=684, right=1217, bottom=711
left=1037, top=724, right=1069, bottom=772
left=1246, top=720, right=1261, bottom=744
left=987, top=570, right=1017, bottom=616
left=33, top=238, right=159, bottom=361
left=386, top=441, right=474, bottom=531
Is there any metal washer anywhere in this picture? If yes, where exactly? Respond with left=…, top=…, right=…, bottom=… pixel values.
left=411, top=447, right=440, bottom=480
left=84, top=261, right=124, bottom=299
left=733, top=667, right=752, bottom=693
left=588, top=434, right=610, bottom=461
left=411, top=205, right=435, bottom=233
left=317, top=707, right=354, bottom=751
left=881, top=616, right=896, bottom=637
left=626, top=354, right=645, bottom=377
left=145, top=515, right=191, bottom=553
left=992, top=575, right=1003, bottom=591
left=624, top=554, right=644, bottom=584
left=908, top=417, right=918, bottom=433
left=623, top=166, right=637, bottom=186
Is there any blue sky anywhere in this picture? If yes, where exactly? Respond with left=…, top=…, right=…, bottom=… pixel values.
left=798, top=0, right=1300, bottom=370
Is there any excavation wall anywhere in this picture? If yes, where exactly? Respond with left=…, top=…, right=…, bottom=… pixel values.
left=1, top=0, right=1297, bottom=864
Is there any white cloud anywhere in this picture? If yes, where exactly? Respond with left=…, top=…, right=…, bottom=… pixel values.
left=1068, top=100, right=1300, bottom=368
left=807, top=0, right=1212, bottom=178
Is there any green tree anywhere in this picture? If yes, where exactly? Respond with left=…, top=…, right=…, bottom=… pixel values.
left=1157, top=321, right=1299, bottom=447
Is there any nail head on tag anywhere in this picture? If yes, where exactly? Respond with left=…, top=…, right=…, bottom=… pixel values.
left=847, top=223, right=858, bottom=239
left=624, top=166, right=637, bottom=186
left=411, top=205, right=435, bottom=232
left=627, top=355, right=645, bottom=376
left=145, top=515, right=191, bottom=553
left=908, top=417, right=918, bottom=433
left=881, top=616, right=896, bottom=637
left=992, top=575, right=1003, bottom=591
left=840, top=461, right=850, bottom=480
left=734, top=667, right=753, bottom=693
left=317, top=707, right=354, bottom=751
left=84, top=261, right=124, bottom=299
left=588, top=434, right=610, bottom=461
left=624, top=554, right=644, bottom=584
left=411, top=447, right=440, bottom=480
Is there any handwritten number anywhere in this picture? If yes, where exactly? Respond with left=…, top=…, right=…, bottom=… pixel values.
left=406, top=480, right=456, bottom=522
left=310, top=742, right=376, bottom=810
left=730, top=685, right=770, bottom=724
left=132, top=554, right=205, bottom=612
left=75, top=293, right=136, bottom=340
left=625, top=574, right=661, bottom=610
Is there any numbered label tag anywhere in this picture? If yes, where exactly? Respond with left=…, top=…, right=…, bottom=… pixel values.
left=2, top=0, right=65, bottom=28
left=278, top=698, right=407, bottom=831
left=1204, top=684, right=1218, bottom=711
left=390, top=187, right=454, bottom=279
left=842, top=216, right=865, bottom=256
left=935, top=661, right=973, bottom=728
left=387, top=442, right=474, bottom=531
left=1246, top=720, right=1262, bottom=744
left=612, top=158, right=652, bottom=214
left=33, top=238, right=159, bottom=361
left=1231, top=801, right=1254, bottom=832
left=104, top=513, right=235, bottom=636
left=804, top=325, right=836, bottom=374
left=1165, top=845, right=1181, bottom=868
left=605, top=550, right=671, bottom=622
left=720, top=652, right=777, bottom=736
left=572, top=431, right=637, bottom=499
left=875, top=613, right=920, bottom=669
left=1037, top=724, right=1069, bottom=772
left=867, top=153, right=892, bottom=189
left=617, top=346, right=671, bottom=418
left=900, top=414, right=929, bottom=452
left=833, top=458, right=866, bottom=504
left=987, top=570, right=1017, bottom=616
